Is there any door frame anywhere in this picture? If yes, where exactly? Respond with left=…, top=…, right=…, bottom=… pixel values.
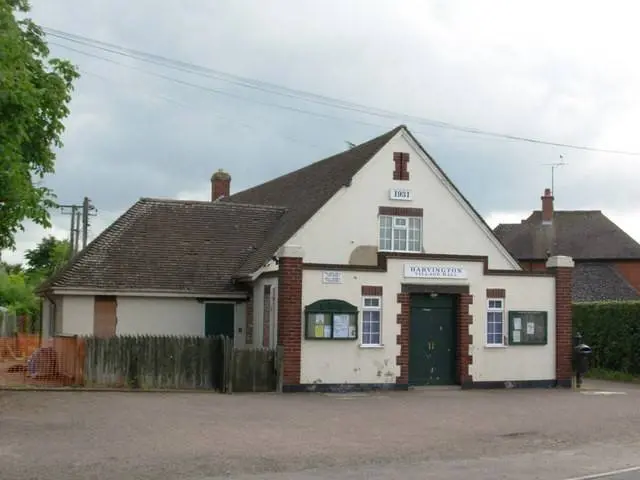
left=400, top=283, right=471, bottom=387
left=408, top=293, right=457, bottom=386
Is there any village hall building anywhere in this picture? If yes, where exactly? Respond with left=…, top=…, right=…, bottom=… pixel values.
left=38, top=125, right=575, bottom=391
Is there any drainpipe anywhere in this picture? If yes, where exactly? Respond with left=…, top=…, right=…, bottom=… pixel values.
left=43, top=291, right=57, bottom=339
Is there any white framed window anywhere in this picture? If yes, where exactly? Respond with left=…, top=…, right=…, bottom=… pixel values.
left=379, top=215, right=422, bottom=252
left=362, top=296, right=382, bottom=346
left=486, top=298, right=505, bottom=346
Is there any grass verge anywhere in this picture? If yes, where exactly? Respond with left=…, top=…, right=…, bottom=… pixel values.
left=586, top=368, right=640, bottom=384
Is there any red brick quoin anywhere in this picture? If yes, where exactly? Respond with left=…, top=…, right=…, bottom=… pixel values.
left=396, top=292, right=474, bottom=386
left=457, top=294, right=473, bottom=386
left=278, top=252, right=303, bottom=386
left=547, top=256, right=574, bottom=387
left=395, top=293, right=410, bottom=385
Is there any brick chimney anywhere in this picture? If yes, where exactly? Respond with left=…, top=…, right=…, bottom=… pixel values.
left=541, top=188, right=554, bottom=224
left=211, top=169, right=231, bottom=201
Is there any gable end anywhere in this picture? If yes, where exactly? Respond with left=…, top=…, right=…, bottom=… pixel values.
left=400, top=130, right=521, bottom=270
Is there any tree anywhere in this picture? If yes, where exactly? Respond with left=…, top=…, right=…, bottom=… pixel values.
left=0, top=0, right=80, bottom=250
left=24, top=235, right=70, bottom=278
left=0, top=261, right=22, bottom=275
left=0, top=269, right=39, bottom=317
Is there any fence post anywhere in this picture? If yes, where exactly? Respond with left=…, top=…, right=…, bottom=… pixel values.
left=276, top=345, right=284, bottom=393
left=225, top=337, right=234, bottom=394
left=252, top=348, right=257, bottom=392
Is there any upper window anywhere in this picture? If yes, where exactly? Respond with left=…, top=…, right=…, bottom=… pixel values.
left=362, top=296, right=382, bottom=346
left=379, top=215, right=422, bottom=252
left=486, top=298, right=505, bottom=346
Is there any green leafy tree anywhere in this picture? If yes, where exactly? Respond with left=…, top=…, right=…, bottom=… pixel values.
left=0, top=269, right=39, bottom=317
left=1, top=261, right=22, bottom=274
left=24, top=235, right=69, bottom=278
left=0, top=0, right=80, bottom=250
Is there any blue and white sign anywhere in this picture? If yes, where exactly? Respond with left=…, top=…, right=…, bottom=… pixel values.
left=403, top=264, right=467, bottom=280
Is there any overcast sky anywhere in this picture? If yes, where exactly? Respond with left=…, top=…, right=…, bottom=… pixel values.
left=3, top=0, right=640, bottom=264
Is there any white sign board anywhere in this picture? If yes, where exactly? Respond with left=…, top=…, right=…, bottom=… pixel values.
left=333, top=314, right=350, bottom=338
left=389, top=188, right=412, bottom=201
left=403, top=264, right=467, bottom=280
left=322, top=271, right=343, bottom=284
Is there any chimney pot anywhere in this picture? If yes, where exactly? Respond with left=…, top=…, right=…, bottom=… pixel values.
left=211, top=169, right=231, bottom=201
left=541, top=187, right=554, bottom=224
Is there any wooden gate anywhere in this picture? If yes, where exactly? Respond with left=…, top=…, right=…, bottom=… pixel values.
left=229, top=347, right=279, bottom=393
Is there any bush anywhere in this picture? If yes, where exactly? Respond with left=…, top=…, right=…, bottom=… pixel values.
left=573, top=301, right=640, bottom=376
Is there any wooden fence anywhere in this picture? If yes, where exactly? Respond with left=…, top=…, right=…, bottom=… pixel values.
left=229, top=347, right=279, bottom=393
left=81, top=335, right=280, bottom=393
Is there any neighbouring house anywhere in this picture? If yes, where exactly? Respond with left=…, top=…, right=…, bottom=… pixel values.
left=494, top=189, right=640, bottom=303
left=37, top=125, right=576, bottom=391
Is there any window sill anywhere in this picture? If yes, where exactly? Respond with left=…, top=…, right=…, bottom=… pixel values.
left=484, top=344, right=507, bottom=349
left=378, top=249, right=422, bottom=254
left=359, top=344, right=385, bottom=349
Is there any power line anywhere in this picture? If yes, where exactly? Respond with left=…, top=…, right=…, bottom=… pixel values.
left=81, top=65, right=351, bottom=155
left=49, top=41, right=394, bottom=132
left=43, top=26, right=640, bottom=157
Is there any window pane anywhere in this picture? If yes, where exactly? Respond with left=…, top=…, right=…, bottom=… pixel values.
left=408, top=217, right=422, bottom=252
left=393, top=228, right=407, bottom=251
left=486, top=311, right=503, bottom=344
left=488, top=299, right=503, bottom=310
left=364, top=297, right=380, bottom=308
left=362, top=310, right=381, bottom=345
left=379, top=216, right=393, bottom=250
left=363, top=320, right=371, bottom=334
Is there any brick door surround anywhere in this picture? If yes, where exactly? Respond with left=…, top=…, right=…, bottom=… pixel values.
left=396, top=286, right=473, bottom=388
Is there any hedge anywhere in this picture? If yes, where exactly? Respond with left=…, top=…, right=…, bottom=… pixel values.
left=573, top=301, right=640, bottom=376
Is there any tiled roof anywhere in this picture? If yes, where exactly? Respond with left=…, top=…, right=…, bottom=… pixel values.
left=494, top=210, right=640, bottom=260
left=40, top=126, right=401, bottom=294
left=39, top=198, right=285, bottom=294
left=44, top=123, right=518, bottom=294
left=572, top=262, right=640, bottom=302
left=224, top=125, right=404, bottom=275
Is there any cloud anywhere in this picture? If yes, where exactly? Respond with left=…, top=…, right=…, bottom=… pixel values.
left=4, top=0, right=640, bottom=263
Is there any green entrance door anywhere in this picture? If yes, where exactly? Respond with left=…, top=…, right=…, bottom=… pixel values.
left=408, top=295, right=456, bottom=386
left=205, top=303, right=235, bottom=338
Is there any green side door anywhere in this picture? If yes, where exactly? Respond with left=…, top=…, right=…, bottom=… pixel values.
left=408, top=295, right=456, bottom=386
left=205, top=303, right=235, bottom=338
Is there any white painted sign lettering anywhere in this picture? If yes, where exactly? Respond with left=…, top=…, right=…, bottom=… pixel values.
left=403, top=264, right=467, bottom=280
left=322, top=271, right=343, bottom=284
left=389, top=188, right=412, bottom=201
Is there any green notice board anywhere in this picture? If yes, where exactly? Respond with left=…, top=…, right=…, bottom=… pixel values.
left=508, top=311, right=548, bottom=345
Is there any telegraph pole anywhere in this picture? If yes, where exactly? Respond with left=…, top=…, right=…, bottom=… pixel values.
left=59, top=198, right=98, bottom=257
left=63, top=204, right=79, bottom=256
left=81, top=196, right=97, bottom=249
left=74, top=209, right=81, bottom=253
